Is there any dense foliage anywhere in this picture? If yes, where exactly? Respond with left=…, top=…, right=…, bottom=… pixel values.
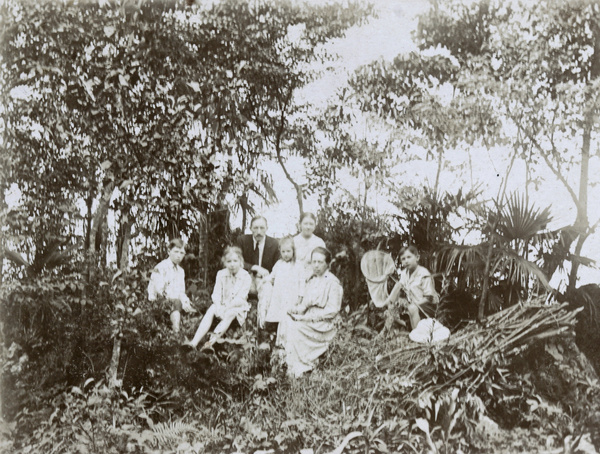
left=1, top=0, right=600, bottom=453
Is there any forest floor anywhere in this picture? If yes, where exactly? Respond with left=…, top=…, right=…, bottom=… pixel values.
left=3, top=304, right=600, bottom=454
left=138, top=303, right=600, bottom=454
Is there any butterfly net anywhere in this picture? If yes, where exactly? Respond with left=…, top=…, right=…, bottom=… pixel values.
left=360, top=250, right=396, bottom=308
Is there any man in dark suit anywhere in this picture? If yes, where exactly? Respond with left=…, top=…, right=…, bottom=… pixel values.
left=236, top=215, right=279, bottom=296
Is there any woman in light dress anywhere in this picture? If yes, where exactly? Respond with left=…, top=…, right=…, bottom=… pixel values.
left=284, top=247, right=343, bottom=377
left=293, top=212, right=326, bottom=279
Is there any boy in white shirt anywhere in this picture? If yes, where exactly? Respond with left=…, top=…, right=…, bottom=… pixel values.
left=148, top=238, right=195, bottom=333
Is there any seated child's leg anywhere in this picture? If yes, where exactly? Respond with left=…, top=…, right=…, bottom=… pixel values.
left=406, top=303, right=421, bottom=330
left=169, top=299, right=183, bottom=332
left=189, top=305, right=217, bottom=347
left=170, top=311, right=181, bottom=333
left=201, top=315, right=237, bottom=350
left=212, top=315, right=237, bottom=338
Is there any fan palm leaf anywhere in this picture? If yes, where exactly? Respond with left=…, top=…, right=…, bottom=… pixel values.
left=496, top=193, right=552, bottom=242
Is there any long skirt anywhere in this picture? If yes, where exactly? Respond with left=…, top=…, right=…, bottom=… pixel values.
left=284, top=318, right=336, bottom=377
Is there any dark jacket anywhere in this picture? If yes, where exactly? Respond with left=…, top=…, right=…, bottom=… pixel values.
left=236, top=234, right=280, bottom=273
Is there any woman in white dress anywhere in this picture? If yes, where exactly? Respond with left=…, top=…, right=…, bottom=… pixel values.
left=293, top=212, right=326, bottom=278
left=285, top=247, right=343, bottom=377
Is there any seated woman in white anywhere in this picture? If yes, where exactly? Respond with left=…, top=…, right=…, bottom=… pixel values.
left=284, top=247, right=343, bottom=377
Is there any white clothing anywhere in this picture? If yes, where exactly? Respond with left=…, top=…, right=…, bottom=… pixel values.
left=148, top=259, right=192, bottom=311
left=260, top=260, right=305, bottom=324
left=293, top=234, right=326, bottom=277
left=211, top=268, right=252, bottom=325
left=398, top=265, right=439, bottom=306
left=284, top=271, right=343, bottom=376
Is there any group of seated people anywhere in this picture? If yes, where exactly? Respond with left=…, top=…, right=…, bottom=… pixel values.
left=148, top=213, right=438, bottom=377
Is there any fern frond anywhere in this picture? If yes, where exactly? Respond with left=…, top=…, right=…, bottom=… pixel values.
left=151, top=420, right=199, bottom=446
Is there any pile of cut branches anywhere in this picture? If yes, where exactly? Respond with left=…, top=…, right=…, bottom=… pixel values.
left=374, top=302, right=582, bottom=398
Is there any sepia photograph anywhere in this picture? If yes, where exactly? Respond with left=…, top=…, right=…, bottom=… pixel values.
left=0, top=0, right=599, bottom=452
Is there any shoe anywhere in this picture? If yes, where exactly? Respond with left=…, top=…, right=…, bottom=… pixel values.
left=181, top=339, right=196, bottom=350
left=200, top=341, right=215, bottom=351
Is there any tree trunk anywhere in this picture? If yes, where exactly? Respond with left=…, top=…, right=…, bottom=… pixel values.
left=118, top=215, right=133, bottom=271
left=107, top=334, right=122, bottom=388
left=433, top=144, right=443, bottom=196
left=273, top=91, right=304, bottom=217
left=478, top=238, right=495, bottom=321
left=99, top=217, right=109, bottom=268
left=567, top=23, right=600, bottom=292
left=108, top=217, right=132, bottom=389
left=567, top=109, right=593, bottom=293
left=87, top=181, right=120, bottom=388
left=84, top=192, right=93, bottom=252
left=88, top=181, right=116, bottom=256
left=276, top=155, right=304, bottom=217
left=240, top=193, right=248, bottom=232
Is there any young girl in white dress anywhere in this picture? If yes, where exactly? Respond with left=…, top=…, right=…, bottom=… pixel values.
left=259, top=236, right=305, bottom=347
left=293, top=212, right=326, bottom=279
left=185, top=246, right=251, bottom=350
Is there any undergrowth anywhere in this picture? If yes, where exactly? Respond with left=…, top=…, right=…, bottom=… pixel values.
left=2, top=303, right=600, bottom=453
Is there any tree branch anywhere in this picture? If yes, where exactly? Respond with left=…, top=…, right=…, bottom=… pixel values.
left=273, top=87, right=304, bottom=216
left=516, top=121, right=581, bottom=211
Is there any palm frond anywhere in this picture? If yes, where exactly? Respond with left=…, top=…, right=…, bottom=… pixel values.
left=528, top=229, right=561, bottom=248
left=497, top=192, right=552, bottom=242
left=434, top=244, right=488, bottom=289
left=491, top=247, right=551, bottom=291
left=568, top=253, right=595, bottom=267
left=574, top=285, right=600, bottom=330
left=2, top=250, right=30, bottom=268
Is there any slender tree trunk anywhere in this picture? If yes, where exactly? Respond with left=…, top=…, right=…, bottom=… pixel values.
left=567, top=111, right=593, bottom=293
left=88, top=181, right=116, bottom=256
left=567, top=123, right=591, bottom=293
left=478, top=238, right=495, bottom=321
left=567, top=24, right=600, bottom=292
left=569, top=232, right=590, bottom=293
left=87, top=180, right=120, bottom=387
left=240, top=193, right=248, bottom=232
left=99, top=218, right=109, bottom=268
left=276, top=154, right=304, bottom=217
left=84, top=193, right=93, bottom=252
left=0, top=186, right=6, bottom=287
left=273, top=91, right=304, bottom=217
left=118, top=216, right=133, bottom=271
left=202, top=218, right=209, bottom=285
left=108, top=211, right=133, bottom=388
left=108, top=334, right=122, bottom=387
left=433, top=144, right=443, bottom=196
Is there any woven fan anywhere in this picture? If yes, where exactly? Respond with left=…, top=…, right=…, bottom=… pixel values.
left=360, top=250, right=397, bottom=308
